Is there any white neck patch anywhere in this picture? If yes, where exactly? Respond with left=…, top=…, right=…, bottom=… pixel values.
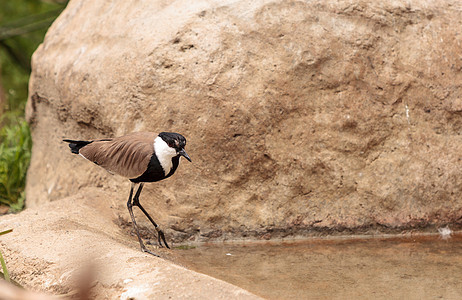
left=154, top=136, right=178, bottom=175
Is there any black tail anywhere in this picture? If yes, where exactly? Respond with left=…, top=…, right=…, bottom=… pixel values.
left=63, top=139, right=93, bottom=154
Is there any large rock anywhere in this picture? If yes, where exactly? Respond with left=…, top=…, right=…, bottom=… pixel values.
left=26, top=0, right=462, bottom=242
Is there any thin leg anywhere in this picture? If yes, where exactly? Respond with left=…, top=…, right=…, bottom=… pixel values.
left=127, top=182, right=160, bottom=257
left=132, top=183, right=170, bottom=249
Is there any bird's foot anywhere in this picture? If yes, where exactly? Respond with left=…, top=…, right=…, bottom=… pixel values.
left=141, top=246, right=161, bottom=257
left=155, top=226, right=170, bottom=249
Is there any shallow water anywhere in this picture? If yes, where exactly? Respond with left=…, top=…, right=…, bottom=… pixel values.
left=174, top=234, right=462, bottom=299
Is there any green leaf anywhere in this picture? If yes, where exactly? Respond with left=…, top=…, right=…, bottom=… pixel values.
left=0, top=229, right=12, bottom=236
left=0, top=249, right=10, bottom=282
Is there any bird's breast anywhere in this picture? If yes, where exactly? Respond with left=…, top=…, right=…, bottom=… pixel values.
left=130, top=154, right=166, bottom=183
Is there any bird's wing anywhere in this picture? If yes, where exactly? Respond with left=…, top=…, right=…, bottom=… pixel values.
left=79, top=132, right=156, bottom=179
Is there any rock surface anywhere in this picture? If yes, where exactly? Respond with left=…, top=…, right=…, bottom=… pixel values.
left=0, top=191, right=260, bottom=299
left=25, top=0, right=462, bottom=244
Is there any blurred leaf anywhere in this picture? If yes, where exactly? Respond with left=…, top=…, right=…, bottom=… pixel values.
left=0, top=249, right=9, bottom=282
left=0, top=229, right=12, bottom=282
left=0, top=229, right=13, bottom=236
left=0, top=9, right=64, bottom=40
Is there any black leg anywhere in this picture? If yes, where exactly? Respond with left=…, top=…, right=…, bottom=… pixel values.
left=126, top=183, right=160, bottom=257
left=132, top=183, right=170, bottom=249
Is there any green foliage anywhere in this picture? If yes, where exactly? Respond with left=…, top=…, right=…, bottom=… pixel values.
left=0, top=250, right=9, bottom=281
left=0, top=228, right=13, bottom=282
left=0, top=0, right=66, bottom=112
left=0, top=117, right=31, bottom=210
left=0, top=1, right=67, bottom=210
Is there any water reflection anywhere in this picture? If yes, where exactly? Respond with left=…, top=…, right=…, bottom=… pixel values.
left=174, top=234, right=462, bottom=299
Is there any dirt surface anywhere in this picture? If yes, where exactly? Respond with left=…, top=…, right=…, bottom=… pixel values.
left=0, top=190, right=260, bottom=299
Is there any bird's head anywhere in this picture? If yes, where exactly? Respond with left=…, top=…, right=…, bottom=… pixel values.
left=158, top=132, right=191, bottom=162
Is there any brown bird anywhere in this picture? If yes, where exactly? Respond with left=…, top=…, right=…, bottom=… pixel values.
left=63, top=132, right=191, bottom=256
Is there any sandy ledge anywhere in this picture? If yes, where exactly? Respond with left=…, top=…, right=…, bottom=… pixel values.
left=0, top=190, right=261, bottom=299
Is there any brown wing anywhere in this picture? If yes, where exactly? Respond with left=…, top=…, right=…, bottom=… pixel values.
left=80, top=132, right=156, bottom=179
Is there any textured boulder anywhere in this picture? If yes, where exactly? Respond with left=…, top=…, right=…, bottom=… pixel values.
left=26, top=0, right=462, bottom=242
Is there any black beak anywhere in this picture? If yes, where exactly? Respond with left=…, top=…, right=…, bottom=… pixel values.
left=179, top=149, right=191, bottom=162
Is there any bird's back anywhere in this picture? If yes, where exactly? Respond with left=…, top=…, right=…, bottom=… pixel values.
left=79, top=132, right=156, bottom=179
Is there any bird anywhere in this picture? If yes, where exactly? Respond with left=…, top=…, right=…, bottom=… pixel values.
left=63, top=131, right=191, bottom=256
